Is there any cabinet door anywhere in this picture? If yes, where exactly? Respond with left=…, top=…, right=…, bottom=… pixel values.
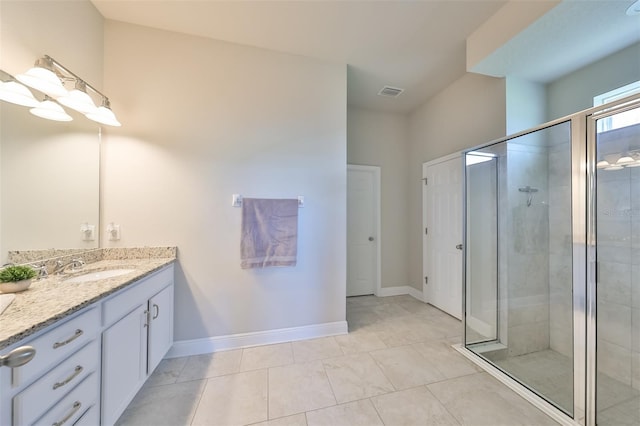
left=101, top=304, right=148, bottom=426
left=148, top=284, right=174, bottom=374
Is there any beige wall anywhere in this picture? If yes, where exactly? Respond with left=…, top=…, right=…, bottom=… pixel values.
left=347, top=107, right=410, bottom=289
left=407, top=73, right=506, bottom=290
left=102, top=21, right=347, bottom=342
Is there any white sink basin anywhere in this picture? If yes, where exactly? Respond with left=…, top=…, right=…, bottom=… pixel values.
left=64, top=269, right=136, bottom=283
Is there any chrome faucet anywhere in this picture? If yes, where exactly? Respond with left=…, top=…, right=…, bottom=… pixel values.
left=31, top=263, right=49, bottom=280
left=54, top=258, right=85, bottom=275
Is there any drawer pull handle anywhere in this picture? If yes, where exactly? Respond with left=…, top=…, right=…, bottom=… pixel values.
left=153, top=304, right=160, bottom=319
left=53, top=329, right=83, bottom=349
left=0, top=346, right=36, bottom=368
left=53, top=365, right=83, bottom=390
left=52, top=401, right=81, bottom=426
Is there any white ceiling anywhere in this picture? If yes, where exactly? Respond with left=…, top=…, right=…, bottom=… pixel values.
left=91, top=0, right=640, bottom=114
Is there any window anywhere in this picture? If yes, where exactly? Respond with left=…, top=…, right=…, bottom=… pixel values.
left=594, top=81, right=640, bottom=132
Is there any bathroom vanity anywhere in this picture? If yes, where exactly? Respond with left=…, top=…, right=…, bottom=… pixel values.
left=0, top=251, right=175, bottom=426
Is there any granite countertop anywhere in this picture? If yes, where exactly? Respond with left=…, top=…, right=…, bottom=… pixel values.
left=0, top=255, right=175, bottom=351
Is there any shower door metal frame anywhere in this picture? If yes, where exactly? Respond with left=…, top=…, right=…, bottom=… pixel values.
left=571, top=114, right=588, bottom=426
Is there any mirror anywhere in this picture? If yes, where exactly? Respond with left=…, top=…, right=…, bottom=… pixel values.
left=0, top=101, right=100, bottom=264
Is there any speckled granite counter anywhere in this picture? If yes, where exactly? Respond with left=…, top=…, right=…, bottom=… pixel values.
left=0, top=248, right=176, bottom=350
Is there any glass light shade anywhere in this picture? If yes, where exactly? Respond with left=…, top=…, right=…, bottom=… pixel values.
left=86, top=105, right=121, bottom=127
left=625, top=160, right=640, bottom=168
left=596, top=160, right=610, bottom=169
left=616, top=156, right=635, bottom=165
left=30, top=99, right=72, bottom=121
left=0, top=81, right=39, bottom=107
left=57, top=88, right=97, bottom=114
left=16, top=66, right=67, bottom=98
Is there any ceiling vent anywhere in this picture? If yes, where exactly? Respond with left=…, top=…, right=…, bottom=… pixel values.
left=378, top=86, right=404, bottom=98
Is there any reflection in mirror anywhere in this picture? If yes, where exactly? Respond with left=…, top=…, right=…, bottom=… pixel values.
left=0, top=100, right=100, bottom=265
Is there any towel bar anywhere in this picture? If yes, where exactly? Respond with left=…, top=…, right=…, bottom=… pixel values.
left=232, top=194, right=304, bottom=208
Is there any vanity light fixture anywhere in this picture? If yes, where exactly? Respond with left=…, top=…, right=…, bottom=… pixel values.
left=0, top=71, right=40, bottom=107
left=2, top=55, right=121, bottom=126
left=616, top=155, right=635, bottom=165
left=57, top=80, right=97, bottom=114
left=85, top=97, right=121, bottom=127
left=30, top=96, right=73, bottom=122
left=16, top=57, right=68, bottom=98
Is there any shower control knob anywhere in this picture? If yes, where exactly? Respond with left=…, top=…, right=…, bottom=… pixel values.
left=456, top=244, right=463, bottom=250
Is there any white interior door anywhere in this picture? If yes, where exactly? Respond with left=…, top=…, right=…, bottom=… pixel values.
left=423, top=155, right=462, bottom=319
left=347, top=165, right=380, bottom=297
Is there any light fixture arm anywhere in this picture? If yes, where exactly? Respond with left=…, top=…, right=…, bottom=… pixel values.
left=43, top=55, right=109, bottom=102
left=0, top=69, right=15, bottom=82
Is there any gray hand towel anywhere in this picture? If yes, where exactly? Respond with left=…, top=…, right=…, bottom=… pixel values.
left=241, top=198, right=299, bottom=269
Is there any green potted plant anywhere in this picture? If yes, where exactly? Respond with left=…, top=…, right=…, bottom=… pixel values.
left=0, top=265, right=37, bottom=293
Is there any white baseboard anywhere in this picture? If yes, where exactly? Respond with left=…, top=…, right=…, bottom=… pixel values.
left=407, top=286, right=425, bottom=302
left=166, top=320, right=348, bottom=358
left=376, top=285, right=424, bottom=302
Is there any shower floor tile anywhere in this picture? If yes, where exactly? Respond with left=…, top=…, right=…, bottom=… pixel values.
left=489, top=348, right=640, bottom=425
left=598, top=396, right=640, bottom=426
left=492, top=349, right=574, bottom=413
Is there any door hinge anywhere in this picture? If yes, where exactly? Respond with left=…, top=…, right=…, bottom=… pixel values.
left=425, top=227, right=428, bottom=235
left=425, top=276, right=428, bottom=284
left=423, top=177, right=428, bottom=185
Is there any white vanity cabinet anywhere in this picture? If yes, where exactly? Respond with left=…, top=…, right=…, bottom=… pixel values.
left=101, top=266, right=174, bottom=426
left=0, top=262, right=174, bottom=426
left=0, top=307, right=102, bottom=426
left=147, top=284, right=174, bottom=373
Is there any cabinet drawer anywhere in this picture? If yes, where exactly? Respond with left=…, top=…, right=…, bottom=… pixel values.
left=73, top=403, right=99, bottom=426
left=103, top=265, right=173, bottom=327
left=12, top=339, right=100, bottom=426
left=12, top=307, right=100, bottom=388
left=32, top=372, right=98, bottom=426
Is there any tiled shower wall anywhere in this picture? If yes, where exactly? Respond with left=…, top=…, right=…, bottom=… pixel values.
left=505, top=141, right=551, bottom=357
left=548, top=127, right=573, bottom=359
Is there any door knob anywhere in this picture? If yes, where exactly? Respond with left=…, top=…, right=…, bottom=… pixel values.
left=456, top=244, right=463, bottom=250
left=368, top=237, right=375, bottom=241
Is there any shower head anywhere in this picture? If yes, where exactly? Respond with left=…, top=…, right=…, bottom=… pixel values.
left=518, top=186, right=538, bottom=207
left=518, top=186, right=539, bottom=194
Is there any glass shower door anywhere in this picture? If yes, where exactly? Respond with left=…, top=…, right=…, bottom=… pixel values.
left=464, top=120, right=575, bottom=416
left=594, top=104, right=640, bottom=425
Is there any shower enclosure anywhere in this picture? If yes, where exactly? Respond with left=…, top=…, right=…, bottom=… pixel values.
left=462, top=95, right=640, bottom=426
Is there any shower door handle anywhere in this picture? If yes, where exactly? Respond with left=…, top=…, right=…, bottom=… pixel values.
left=456, top=244, right=463, bottom=250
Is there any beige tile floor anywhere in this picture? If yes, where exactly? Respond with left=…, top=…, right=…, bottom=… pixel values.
left=116, top=295, right=559, bottom=426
